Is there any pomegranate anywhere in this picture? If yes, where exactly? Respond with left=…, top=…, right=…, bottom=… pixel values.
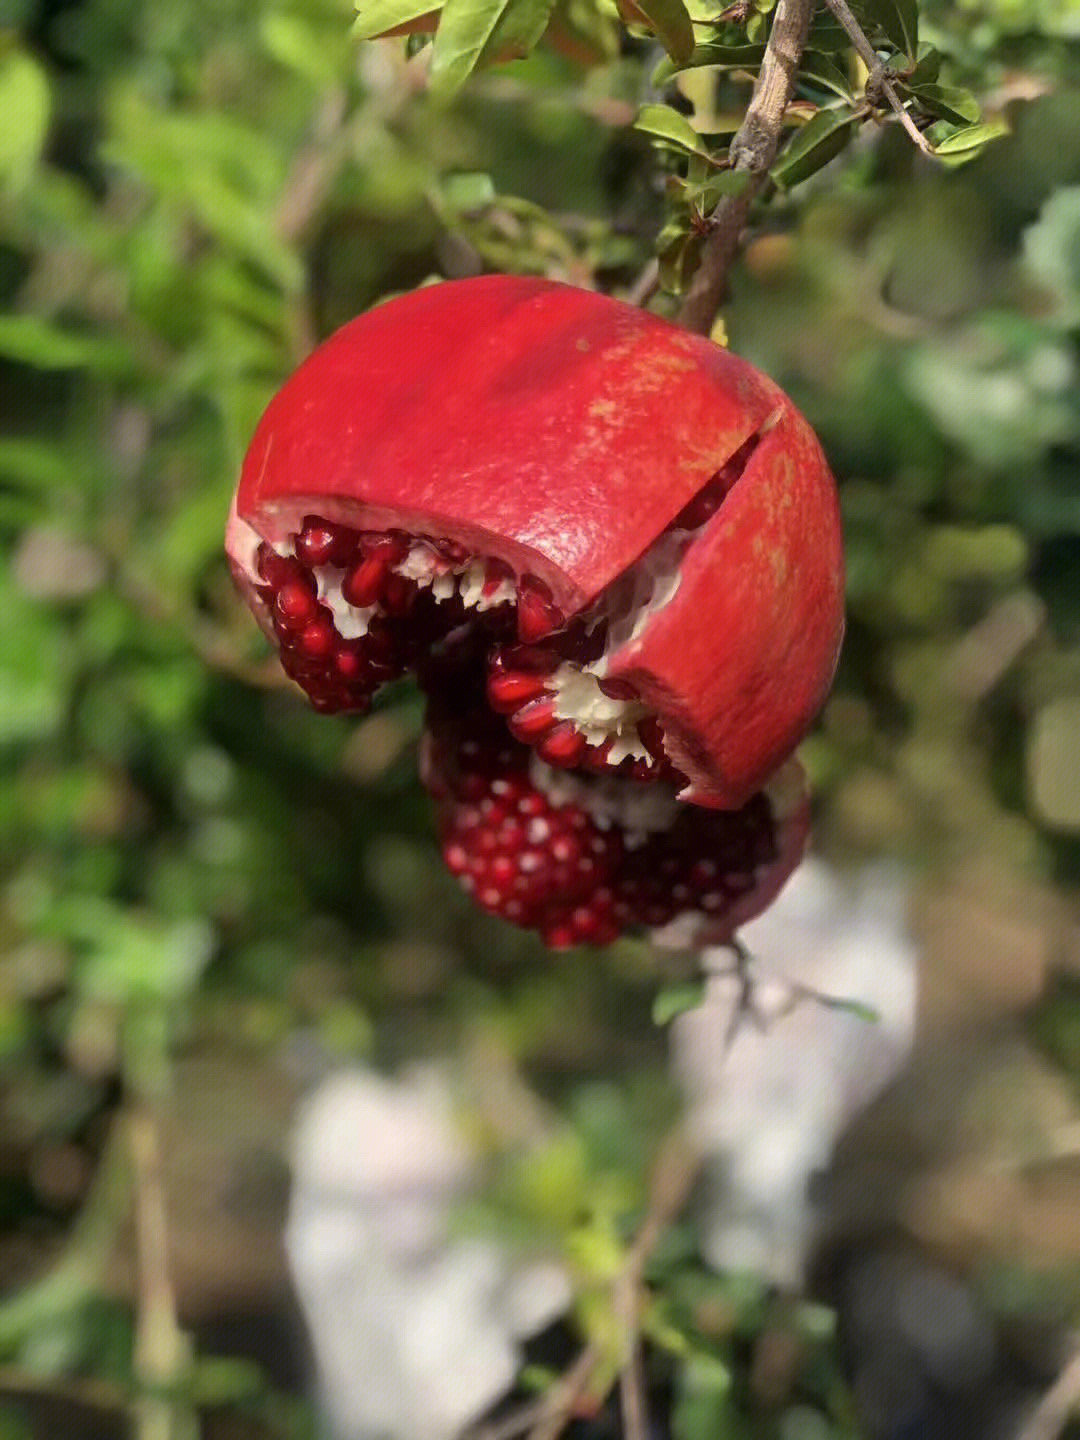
left=227, top=275, right=843, bottom=948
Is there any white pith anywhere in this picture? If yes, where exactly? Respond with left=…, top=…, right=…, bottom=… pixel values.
left=590, top=530, right=687, bottom=676
left=549, top=665, right=651, bottom=765
left=530, top=756, right=681, bottom=848
left=546, top=525, right=694, bottom=763
left=395, top=543, right=517, bottom=612
left=316, top=567, right=377, bottom=638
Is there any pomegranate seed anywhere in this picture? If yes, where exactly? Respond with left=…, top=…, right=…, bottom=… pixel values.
left=487, top=668, right=552, bottom=714
left=517, top=575, right=565, bottom=643
left=342, top=547, right=395, bottom=607
left=543, top=923, right=577, bottom=949
left=582, top=738, right=615, bottom=772
left=508, top=696, right=558, bottom=742
left=298, top=617, right=336, bottom=659
left=432, top=538, right=470, bottom=563
left=382, top=574, right=417, bottom=616
left=296, top=516, right=359, bottom=567
left=496, top=644, right=562, bottom=674
left=536, top=722, right=587, bottom=769
left=333, top=644, right=367, bottom=682
left=274, top=581, right=318, bottom=629
left=257, top=545, right=303, bottom=588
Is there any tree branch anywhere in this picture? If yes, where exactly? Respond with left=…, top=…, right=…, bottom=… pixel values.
left=822, top=0, right=936, bottom=156
left=676, top=0, right=815, bottom=334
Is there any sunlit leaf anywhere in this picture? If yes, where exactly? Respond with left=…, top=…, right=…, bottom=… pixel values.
left=932, top=118, right=1009, bottom=155
left=484, top=0, right=561, bottom=64
left=771, top=106, right=859, bottom=186
left=440, top=170, right=497, bottom=210
left=353, top=0, right=444, bottom=41
left=634, top=0, right=695, bottom=62
left=684, top=169, right=752, bottom=207
left=634, top=103, right=716, bottom=159
left=0, top=50, right=50, bottom=190
left=430, top=0, right=556, bottom=93
left=904, top=82, right=980, bottom=126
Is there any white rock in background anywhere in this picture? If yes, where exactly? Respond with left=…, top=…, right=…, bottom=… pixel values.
left=286, top=1067, right=570, bottom=1440
left=672, top=858, right=919, bottom=1288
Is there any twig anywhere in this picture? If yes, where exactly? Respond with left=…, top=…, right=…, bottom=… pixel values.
left=523, top=1344, right=602, bottom=1440
left=677, top=0, right=815, bottom=333
left=0, top=1366, right=128, bottom=1413
left=468, top=1346, right=600, bottom=1440
left=1014, top=1346, right=1080, bottom=1440
left=618, top=1342, right=649, bottom=1440
left=822, top=0, right=936, bottom=156
left=626, top=257, right=660, bottom=308
left=129, top=1108, right=191, bottom=1440
left=613, top=1129, right=701, bottom=1440
left=703, top=941, right=880, bottom=1061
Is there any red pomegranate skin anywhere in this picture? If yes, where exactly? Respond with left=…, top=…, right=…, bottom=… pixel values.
left=230, top=275, right=844, bottom=809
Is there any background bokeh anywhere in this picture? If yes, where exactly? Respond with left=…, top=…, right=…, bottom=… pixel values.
left=3, top=0, right=1080, bottom=1436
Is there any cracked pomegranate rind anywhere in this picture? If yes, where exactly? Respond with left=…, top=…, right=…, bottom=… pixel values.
left=227, top=274, right=843, bottom=948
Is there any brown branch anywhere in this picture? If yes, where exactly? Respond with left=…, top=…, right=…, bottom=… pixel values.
left=821, top=0, right=936, bottom=155
left=677, top=0, right=815, bottom=334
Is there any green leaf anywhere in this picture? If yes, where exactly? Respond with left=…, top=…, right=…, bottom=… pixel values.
left=771, top=106, right=859, bottom=187
left=652, top=40, right=763, bottom=82
left=932, top=119, right=1009, bottom=155
left=653, top=979, right=707, bottom=1025
left=0, top=314, right=133, bottom=373
left=799, top=49, right=855, bottom=101
left=635, top=0, right=695, bottom=63
left=0, top=438, right=73, bottom=492
left=353, top=0, right=443, bottom=40
left=483, top=0, right=560, bottom=64
left=441, top=170, right=497, bottom=210
left=905, top=45, right=941, bottom=85
left=684, top=169, right=752, bottom=208
left=904, top=82, right=980, bottom=126
left=0, top=50, right=50, bottom=190
left=856, top=0, right=917, bottom=60
left=634, top=104, right=715, bottom=159
left=658, top=223, right=704, bottom=295
left=430, top=0, right=556, bottom=94
left=260, top=12, right=343, bottom=84
left=806, top=11, right=849, bottom=50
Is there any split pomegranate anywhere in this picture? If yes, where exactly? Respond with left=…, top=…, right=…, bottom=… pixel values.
left=227, top=275, right=844, bottom=948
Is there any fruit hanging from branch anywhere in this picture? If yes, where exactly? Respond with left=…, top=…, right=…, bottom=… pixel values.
left=227, top=275, right=844, bottom=948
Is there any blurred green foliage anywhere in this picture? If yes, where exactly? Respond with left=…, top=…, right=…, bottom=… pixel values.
left=2, top=0, right=1080, bottom=1434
